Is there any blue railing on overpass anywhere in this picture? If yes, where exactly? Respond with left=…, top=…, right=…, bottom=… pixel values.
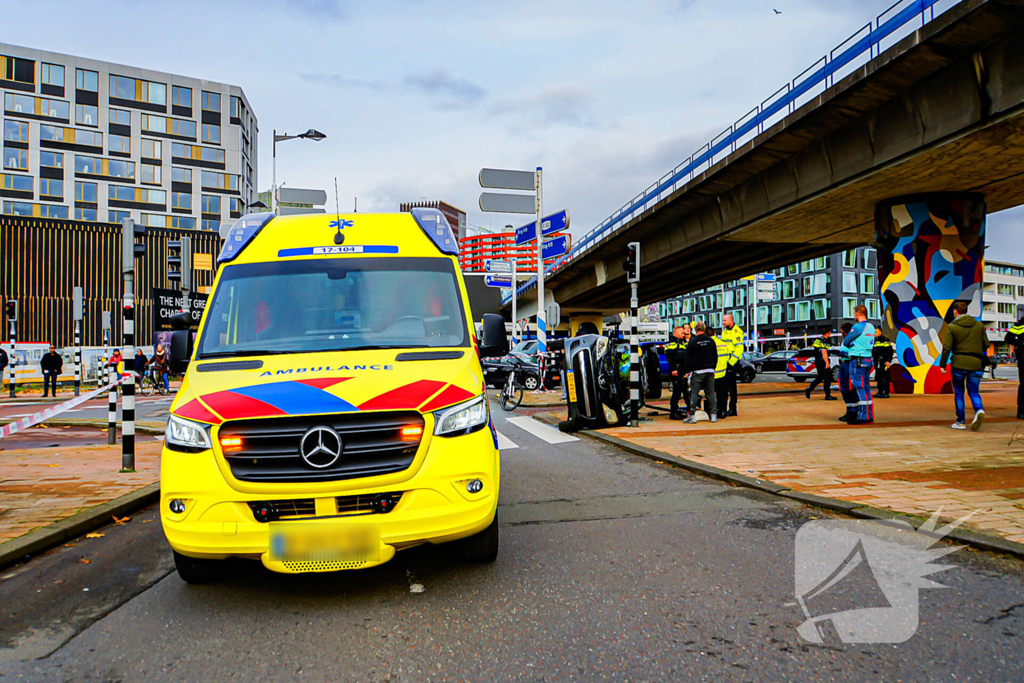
left=504, top=0, right=951, bottom=306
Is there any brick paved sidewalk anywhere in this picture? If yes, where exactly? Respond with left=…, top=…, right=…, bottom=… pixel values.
left=0, top=441, right=161, bottom=546
left=570, top=383, right=1024, bottom=545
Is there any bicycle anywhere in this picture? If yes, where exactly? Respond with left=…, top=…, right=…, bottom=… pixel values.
left=139, top=367, right=168, bottom=397
left=498, top=357, right=529, bottom=411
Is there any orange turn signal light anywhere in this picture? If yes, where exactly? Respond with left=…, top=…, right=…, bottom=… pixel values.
left=400, top=426, right=423, bottom=440
left=220, top=436, right=243, bottom=451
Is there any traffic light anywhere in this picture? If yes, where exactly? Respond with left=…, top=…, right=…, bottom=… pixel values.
left=4, top=300, right=16, bottom=322
left=167, top=239, right=182, bottom=282
left=623, top=242, right=640, bottom=283
left=121, top=218, right=146, bottom=272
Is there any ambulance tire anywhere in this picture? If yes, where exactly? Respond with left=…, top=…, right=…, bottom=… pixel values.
left=459, top=510, right=499, bottom=563
left=173, top=550, right=227, bottom=584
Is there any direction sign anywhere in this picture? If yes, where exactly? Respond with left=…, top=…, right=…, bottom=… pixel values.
left=515, top=209, right=570, bottom=245
left=756, top=272, right=776, bottom=282
left=542, top=234, right=570, bottom=260
left=278, top=188, right=328, bottom=206
left=479, top=192, right=536, bottom=214
left=479, top=168, right=536, bottom=191
left=486, top=260, right=512, bottom=274
left=756, top=281, right=776, bottom=291
left=484, top=274, right=513, bottom=288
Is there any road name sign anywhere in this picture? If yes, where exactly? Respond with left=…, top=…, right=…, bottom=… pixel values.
left=756, top=272, right=776, bottom=282
left=486, top=260, right=513, bottom=274
left=542, top=234, right=570, bottom=260
left=278, top=187, right=328, bottom=206
left=479, top=168, right=537, bottom=191
left=480, top=192, right=536, bottom=214
left=515, top=209, right=570, bottom=245
left=484, top=274, right=514, bottom=288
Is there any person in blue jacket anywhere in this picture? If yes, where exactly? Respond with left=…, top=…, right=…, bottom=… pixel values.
left=841, top=305, right=876, bottom=425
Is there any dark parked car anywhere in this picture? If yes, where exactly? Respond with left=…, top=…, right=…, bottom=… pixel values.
left=786, top=347, right=874, bottom=382
left=482, top=351, right=559, bottom=390
left=760, top=349, right=799, bottom=372
left=742, top=351, right=767, bottom=373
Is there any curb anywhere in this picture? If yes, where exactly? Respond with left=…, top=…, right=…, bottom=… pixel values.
left=0, top=482, right=161, bottom=572
left=534, top=413, right=1024, bottom=560
left=0, top=417, right=165, bottom=435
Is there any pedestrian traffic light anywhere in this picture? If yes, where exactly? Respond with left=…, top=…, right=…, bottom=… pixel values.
left=121, top=218, right=146, bottom=272
left=4, top=300, right=16, bottom=322
left=167, top=239, right=182, bottom=282
left=623, top=242, right=640, bottom=283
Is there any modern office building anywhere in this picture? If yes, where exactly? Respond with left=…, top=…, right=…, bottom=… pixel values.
left=982, top=260, right=1024, bottom=349
left=653, top=247, right=883, bottom=348
left=458, top=230, right=568, bottom=274
left=0, top=44, right=257, bottom=231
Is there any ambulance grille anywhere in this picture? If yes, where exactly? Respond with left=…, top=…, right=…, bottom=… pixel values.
left=219, top=412, right=424, bottom=483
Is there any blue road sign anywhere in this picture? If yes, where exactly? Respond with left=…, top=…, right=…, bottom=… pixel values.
left=756, top=272, right=777, bottom=282
left=515, top=209, right=570, bottom=246
left=542, top=234, right=570, bottom=260
left=484, top=274, right=513, bottom=288
left=485, top=260, right=512, bottom=274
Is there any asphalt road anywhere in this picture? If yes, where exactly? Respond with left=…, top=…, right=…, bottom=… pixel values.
left=1, top=399, right=1023, bottom=681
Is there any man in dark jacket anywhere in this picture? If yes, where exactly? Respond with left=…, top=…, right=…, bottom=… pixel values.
left=805, top=330, right=835, bottom=401
left=872, top=328, right=895, bottom=398
left=40, top=345, right=63, bottom=398
left=1005, top=315, right=1024, bottom=420
left=939, top=301, right=990, bottom=431
left=684, top=322, right=718, bottom=424
left=665, top=324, right=691, bottom=420
left=0, top=346, right=7, bottom=391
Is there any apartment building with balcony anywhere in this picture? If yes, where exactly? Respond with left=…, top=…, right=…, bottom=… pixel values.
left=0, top=44, right=257, bottom=231
left=982, top=260, right=1024, bottom=349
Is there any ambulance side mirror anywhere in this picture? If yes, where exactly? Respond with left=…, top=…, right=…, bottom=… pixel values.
left=479, top=313, right=509, bottom=359
left=169, top=331, right=193, bottom=374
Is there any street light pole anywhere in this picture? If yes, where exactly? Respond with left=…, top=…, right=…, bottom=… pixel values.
left=272, top=128, right=326, bottom=215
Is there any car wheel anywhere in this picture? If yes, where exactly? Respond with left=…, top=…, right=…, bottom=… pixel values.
left=523, top=374, right=539, bottom=390
left=793, top=377, right=807, bottom=383
left=458, top=510, right=499, bottom=563
left=755, top=363, right=763, bottom=374
left=742, top=368, right=756, bottom=384
left=173, top=550, right=227, bottom=585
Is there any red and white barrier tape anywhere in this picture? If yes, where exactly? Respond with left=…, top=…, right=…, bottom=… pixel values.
left=0, top=375, right=127, bottom=439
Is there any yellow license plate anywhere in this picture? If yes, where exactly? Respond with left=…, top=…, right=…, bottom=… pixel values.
left=566, top=370, right=577, bottom=403
left=269, top=521, right=381, bottom=563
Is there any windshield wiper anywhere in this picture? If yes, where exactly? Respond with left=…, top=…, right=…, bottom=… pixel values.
left=197, top=350, right=291, bottom=359
left=330, top=345, right=424, bottom=352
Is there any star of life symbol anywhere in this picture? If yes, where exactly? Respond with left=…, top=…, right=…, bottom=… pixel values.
left=792, top=508, right=975, bottom=644
left=330, top=219, right=354, bottom=230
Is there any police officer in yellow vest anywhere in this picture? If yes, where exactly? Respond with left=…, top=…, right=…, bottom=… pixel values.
left=805, top=330, right=836, bottom=401
left=1006, top=316, right=1024, bottom=419
left=720, top=313, right=745, bottom=417
left=710, top=327, right=732, bottom=420
left=664, top=324, right=692, bottom=420
left=872, top=328, right=895, bottom=398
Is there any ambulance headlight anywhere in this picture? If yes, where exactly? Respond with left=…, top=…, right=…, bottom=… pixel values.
left=433, top=395, right=488, bottom=436
left=165, top=415, right=213, bottom=452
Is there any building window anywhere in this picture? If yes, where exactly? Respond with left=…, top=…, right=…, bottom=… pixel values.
left=75, top=207, right=97, bottom=221
left=75, top=155, right=134, bottom=179
left=201, top=170, right=239, bottom=192
left=40, top=151, right=63, bottom=168
left=76, top=103, right=98, bottom=127
left=998, top=283, right=1015, bottom=296
left=3, top=146, right=27, bottom=170
left=142, top=213, right=169, bottom=228
left=172, top=216, right=196, bottom=230
left=999, top=302, right=1016, bottom=315
left=811, top=298, right=829, bottom=320
left=757, top=306, right=769, bottom=325
left=201, top=123, right=221, bottom=144
left=109, top=185, right=165, bottom=204
left=201, top=194, right=221, bottom=214
left=141, top=138, right=162, bottom=160
left=172, top=86, right=192, bottom=108
left=201, top=91, right=221, bottom=112
left=866, top=298, right=881, bottom=320
left=172, top=167, right=192, bottom=183
left=110, top=75, right=166, bottom=105
left=172, top=191, right=192, bottom=210
left=772, top=304, right=782, bottom=324
left=3, top=120, right=28, bottom=142
left=863, top=248, right=877, bottom=270
left=843, top=272, right=857, bottom=293
left=1, top=174, right=32, bottom=192
left=230, top=95, right=241, bottom=118
left=1, top=56, right=35, bottom=84
left=814, top=256, right=828, bottom=270
left=110, top=108, right=131, bottom=126
left=76, top=181, right=97, bottom=202
left=844, top=249, right=857, bottom=268
left=76, top=68, right=99, bottom=91
left=860, top=273, right=875, bottom=295
left=732, top=309, right=746, bottom=327
left=202, top=218, right=220, bottom=231
left=41, top=63, right=64, bottom=88
left=141, top=163, right=162, bottom=185
left=39, top=177, right=62, bottom=199
left=109, top=134, right=131, bottom=154
left=843, top=297, right=858, bottom=318
left=109, top=210, right=130, bottom=223
left=782, top=280, right=795, bottom=299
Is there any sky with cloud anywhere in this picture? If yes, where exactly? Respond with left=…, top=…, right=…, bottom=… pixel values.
left=8, top=0, right=1023, bottom=263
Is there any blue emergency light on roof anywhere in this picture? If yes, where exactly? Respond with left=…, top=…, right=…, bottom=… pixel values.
left=217, top=212, right=275, bottom=264
left=410, top=207, right=458, bottom=256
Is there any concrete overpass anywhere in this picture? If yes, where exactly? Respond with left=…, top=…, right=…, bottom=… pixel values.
left=508, top=0, right=1024, bottom=317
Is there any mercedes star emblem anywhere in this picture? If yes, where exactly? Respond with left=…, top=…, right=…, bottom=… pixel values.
left=299, top=426, right=343, bottom=469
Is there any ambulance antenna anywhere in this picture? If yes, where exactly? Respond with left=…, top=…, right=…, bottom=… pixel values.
left=333, top=177, right=345, bottom=245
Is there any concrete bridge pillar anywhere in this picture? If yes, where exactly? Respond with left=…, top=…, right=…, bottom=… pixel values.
left=875, top=194, right=986, bottom=394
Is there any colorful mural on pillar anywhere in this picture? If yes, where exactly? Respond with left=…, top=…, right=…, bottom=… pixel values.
left=876, top=194, right=986, bottom=395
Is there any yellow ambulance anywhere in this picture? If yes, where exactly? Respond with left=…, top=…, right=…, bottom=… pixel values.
left=161, top=208, right=501, bottom=583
